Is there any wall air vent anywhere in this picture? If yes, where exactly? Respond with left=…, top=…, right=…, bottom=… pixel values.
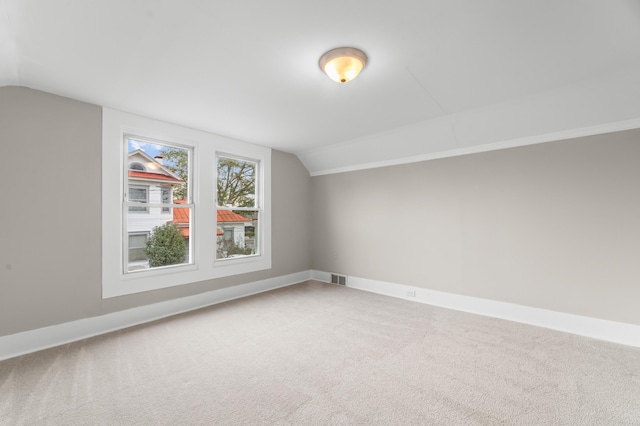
left=331, top=273, right=347, bottom=286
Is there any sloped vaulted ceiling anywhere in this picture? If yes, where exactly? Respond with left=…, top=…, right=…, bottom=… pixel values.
left=2, top=0, right=640, bottom=174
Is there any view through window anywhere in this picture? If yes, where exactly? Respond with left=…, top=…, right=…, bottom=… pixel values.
left=125, top=137, right=192, bottom=272
left=216, top=155, right=259, bottom=260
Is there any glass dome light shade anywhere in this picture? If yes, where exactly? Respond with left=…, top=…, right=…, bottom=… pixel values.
left=319, top=47, right=367, bottom=83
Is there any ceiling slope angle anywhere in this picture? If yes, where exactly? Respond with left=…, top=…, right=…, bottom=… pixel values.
left=2, top=0, right=640, bottom=175
left=297, top=0, right=640, bottom=174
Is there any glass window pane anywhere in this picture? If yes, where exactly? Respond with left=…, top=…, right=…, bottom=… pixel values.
left=126, top=206, right=191, bottom=271
left=216, top=209, right=258, bottom=259
left=216, top=157, right=256, bottom=208
left=161, top=188, right=171, bottom=213
left=125, top=137, right=191, bottom=273
left=128, top=233, right=148, bottom=270
left=128, top=187, right=147, bottom=212
left=129, top=187, right=146, bottom=201
left=127, top=138, right=189, bottom=202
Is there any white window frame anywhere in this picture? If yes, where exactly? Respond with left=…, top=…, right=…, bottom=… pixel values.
left=216, top=153, right=261, bottom=260
left=123, top=135, right=194, bottom=275
left=102, top=108, right=271, bottom=298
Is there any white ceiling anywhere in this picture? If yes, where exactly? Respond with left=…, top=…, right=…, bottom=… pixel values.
left=2, top=0, right=640, bottom=174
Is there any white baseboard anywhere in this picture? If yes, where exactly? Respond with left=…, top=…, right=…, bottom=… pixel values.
left=4, top=269, right=638, bottom=361
left=0, top=270, right=311, bottom=362
left=311, top=270, right=640, bottom=348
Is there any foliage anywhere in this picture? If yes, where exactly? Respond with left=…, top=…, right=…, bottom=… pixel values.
left=144, top=223, right=186, bottom=267
left=217, top=237, right=254, bottom=259
left=158, top=150, right=256, bottom=207
left=159, top=147, right=189, bottom=200
left=217, top=157, right=256, bottom=207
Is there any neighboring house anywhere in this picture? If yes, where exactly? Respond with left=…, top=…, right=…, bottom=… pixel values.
left=127, top=150, right=184, bottom=266
left=171, top=201, right=254, bottom=257
left=216, top=210, right=253, bottom=248
left=170, top=199, right=194, bottom=240
left=216, top=210, right=255, bottom=258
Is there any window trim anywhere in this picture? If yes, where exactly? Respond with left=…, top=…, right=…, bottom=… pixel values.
left=102, top=108, right=271, bottom=299
left=215, top=153, right=261, bottom=260
left=123, top=136, right=194, bottom=275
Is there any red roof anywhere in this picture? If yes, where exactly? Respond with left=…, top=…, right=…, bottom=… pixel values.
left=217, top=210, right=253, bottom=223
left=171, top=201, right=252, bottom=236
left=177, top=226, right=190, bottom=238
left=172, top=206, right=189, bottom=223
left=128, top=170, right=184, bottom=183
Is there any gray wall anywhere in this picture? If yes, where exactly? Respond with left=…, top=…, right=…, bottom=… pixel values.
left=311, top=131, right=640, bottom=325
left=0, top=86, right=311, bottom=337
left=2, top=85, right=638, bottom=337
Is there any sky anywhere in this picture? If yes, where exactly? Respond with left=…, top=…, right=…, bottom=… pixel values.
left=128, top=138, right=164, bottom=158
left=128, top=138, right=187, bottom=170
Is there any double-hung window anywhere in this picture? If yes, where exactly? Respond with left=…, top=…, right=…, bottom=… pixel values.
left=124, top=137, right=192, bottom=273
left=102, top=108, right=271, bottom=298
left=216, top=155, right=260, bottom=260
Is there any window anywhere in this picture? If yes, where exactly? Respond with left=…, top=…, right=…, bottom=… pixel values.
left=128, top=233, right=149, bottom=267
left=102, top=108, right=272, bottom=298
left=129, top=162, right=145, bottom=171
left=124, top=137, right=192, bottom=273
left=128, top=185, right=148, bottom=212
left=216, top=155, right=260, bottom=260
left=161, top=187, right=171, bottom=213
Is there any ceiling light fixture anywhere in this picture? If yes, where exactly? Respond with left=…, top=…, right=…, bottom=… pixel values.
left=319, top=47, right=368, bottom=83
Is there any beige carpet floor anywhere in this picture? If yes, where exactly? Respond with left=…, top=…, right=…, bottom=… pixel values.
left=1, top=281, right=639, bottom=425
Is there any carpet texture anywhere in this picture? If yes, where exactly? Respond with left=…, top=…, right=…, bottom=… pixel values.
left=1, top=281, right=639, bottom=425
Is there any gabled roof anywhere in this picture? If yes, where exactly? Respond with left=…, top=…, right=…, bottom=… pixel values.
left=128, top=150, right=183, bottom=183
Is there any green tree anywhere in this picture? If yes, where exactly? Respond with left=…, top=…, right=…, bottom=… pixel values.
left=160, top=147, right=189, bottom=200
left=217, top=157, right=255, bottom=207
left=159, top=150, right=255, bottom=206
left=144, top=223, right=186, bottom=267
